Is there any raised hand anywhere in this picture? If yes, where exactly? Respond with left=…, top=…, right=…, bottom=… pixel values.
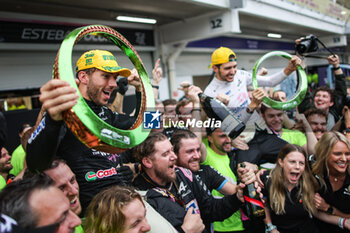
left=127, top=68, right=142, bottom=92
left=250, top=88, right=265, bottom=110
left=328, top=54, right=339, bottom=67
left=187, top=85, right=202, bottom=105
left=40, top=79, right=79, bottom=121
left=152, top=58, right=163, bottom=85
left=294, top=110, right=309, bottom=130
left=284, top=55, right=302, bottom=76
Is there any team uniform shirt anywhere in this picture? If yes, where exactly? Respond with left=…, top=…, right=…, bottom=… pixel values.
left=194, top=164, right=228, bottom=232
left=0, top=176, right=6, bottom=191
left=9, top=144, right=25, bottom=176
left=280, top=128, right=307, bottom=147
left=204, top=70, right=251, bottom=116
left=315, top=172, right=350, bottom=233
left=202, top=139, right=244, bottom=232
left=26, top=94, right=141, bottom=214
left=195, top=164, right=227, bottom=194
left=133, top=167, right=243, bottom=233
left=75, top=225, right=84, bottom=233
left=257, top=121, right=307, bottom=147
left=261, top=172, right=320, bottom=233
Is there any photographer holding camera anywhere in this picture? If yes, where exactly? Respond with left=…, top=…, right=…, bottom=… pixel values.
left=297, top=36, right=346, bottom=131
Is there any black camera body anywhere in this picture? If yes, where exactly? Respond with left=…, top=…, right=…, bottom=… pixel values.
left=296, top=34, right=319, bottom=54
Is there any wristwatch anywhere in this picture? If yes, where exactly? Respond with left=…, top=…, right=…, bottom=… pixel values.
left=266, top=223, right=277, bottom=233
left=345, top=128, right=350, bottom=134
left=327, top=205, right=334, bottom=215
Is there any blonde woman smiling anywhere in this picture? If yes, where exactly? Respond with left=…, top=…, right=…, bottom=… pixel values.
left=313, top=131, right=350, bottom=233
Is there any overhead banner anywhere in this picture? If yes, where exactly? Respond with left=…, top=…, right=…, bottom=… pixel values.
left=0, top=20, right=154, bottom=46
left=286, top=0, right=350, bottom=21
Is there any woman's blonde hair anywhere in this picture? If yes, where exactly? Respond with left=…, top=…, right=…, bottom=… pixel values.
left=84, top=185, right=144, bottom=233
left=313, top=131, right=350, bottom=189
left=269, top=144, right=317, bottom=215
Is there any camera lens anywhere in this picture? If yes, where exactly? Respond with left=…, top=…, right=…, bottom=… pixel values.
left=295, top=35, right=318, bottom=54
left=296, top=40, right=312, bottom=54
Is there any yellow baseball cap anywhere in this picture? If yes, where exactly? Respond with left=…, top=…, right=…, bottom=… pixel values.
left=76, top=50, right=131, bottom=77
left=208, top=47, right=237, bottom=68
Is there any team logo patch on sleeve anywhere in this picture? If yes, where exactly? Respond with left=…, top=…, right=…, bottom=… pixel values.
left=186, top=199, right=200, bottom=214
left=28, top=116, right=46, bottom=144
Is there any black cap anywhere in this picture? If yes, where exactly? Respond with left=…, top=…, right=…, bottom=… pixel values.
left=206, top=126, right=219, bottom=136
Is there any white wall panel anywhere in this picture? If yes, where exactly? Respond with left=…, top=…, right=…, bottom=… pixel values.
left=174, top=51, right=293, bottom=77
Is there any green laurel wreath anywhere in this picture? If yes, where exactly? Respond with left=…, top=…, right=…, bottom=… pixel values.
left=252, top=51, right=307, bottom=110
left=53, top=25, right=153, bottom=152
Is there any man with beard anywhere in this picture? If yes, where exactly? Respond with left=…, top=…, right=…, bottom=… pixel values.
left=204, top=47, right=300, bottom=155
left=170, top=129, right=257, bottom=233
left=295, top=108, right=327, bottom=141
left=26, top=50, right=140, bottom=214
left=293, top=108, right=327, bottom=165
left=0, top=148, right=12, bottom=190
left=133, top=133, right=248, bottom=233
left=204, top=47, right=300, bottom=122
left=170, top=129, right=251, bottom=195
left=203, top=127, right=256, bottom=233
